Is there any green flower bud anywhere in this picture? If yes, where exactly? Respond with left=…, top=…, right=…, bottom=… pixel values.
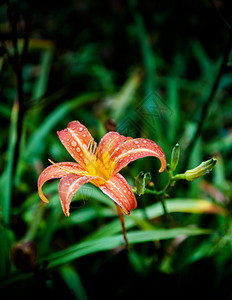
left=184, top=157, right=217, bottom=181
left=170, top=143, right=180, bottom=172
left=135, top=171, right=152, bottom=195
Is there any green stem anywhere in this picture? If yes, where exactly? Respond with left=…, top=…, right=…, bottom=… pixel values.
left=143, top=171, right=183, bottom=220
left=23, top=203, right=45, bottom=241
left=160, top=197, right=168, bottom=224
left=182, top=33, right=232, bottom=171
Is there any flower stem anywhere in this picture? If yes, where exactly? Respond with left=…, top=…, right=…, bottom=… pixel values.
left=182, top=32, right=232, bottom=171
left=116, top=204, right=129, bottom=250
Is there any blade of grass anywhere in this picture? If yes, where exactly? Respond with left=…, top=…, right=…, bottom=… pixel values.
left=0, top=227, right=212, bottom=288
left=0, top=101, right=19, bottom=275
left=182, top=34, right=232, bottom=170
left=46, top=227, right=212, bottom=270
left=32, top=49, right=53, bottom=100
left=83, top=198, right=225, bottom=241
left=25, top=92, right=102, bottom=159
left=60, top=265, right=89, bottom=300
left=0, top=102, right=19, bottom=224
left=133, top=12, right=165, bottom=143
left=167, top=76, right=179, bottom=144
left=112, top=70, right=141, bottom=121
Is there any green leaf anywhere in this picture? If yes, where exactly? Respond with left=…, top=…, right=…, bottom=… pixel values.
left=25, top=92, right=102, bottom=159
left=0, top=101, right=19, bottom=275
left=60, top=265, right=89, bottom=300
left=66, top=198, right=226, bottom=240
left=46, top=227, right=212, bottom=270
left=32, top=49, right=53, bottom=100
left=111, top=71, right=141, bottom=121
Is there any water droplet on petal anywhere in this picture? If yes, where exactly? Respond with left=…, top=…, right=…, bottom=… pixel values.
left=79, top=127, right=83, bottom=131
left=76, top=147, right=80, bottom=152
left=71, top=141, right=77, bottom=147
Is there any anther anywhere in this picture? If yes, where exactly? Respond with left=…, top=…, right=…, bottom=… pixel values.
left=92, top=141, right=97, bottom=155
left=87, top=140, right=92, bottom=151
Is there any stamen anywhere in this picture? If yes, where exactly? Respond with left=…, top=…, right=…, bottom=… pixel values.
left=95, top=151, right=98, bottom=161
left=48, top=159, right=72, bottom=173
left=48, top=159, right=87, bottom=175
left=92, top=141, right=97, bottom=155
left=87, top=140, right=92, bottom=151
left=87, top=139, right=97, bottom=159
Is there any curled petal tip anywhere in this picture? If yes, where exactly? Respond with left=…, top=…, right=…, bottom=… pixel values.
left=58, top=174, right=95, bottom=217
left=41, top=196, right=49, bottom=204
left=110, top=138, right=167, bottom=175
left=124, top=209, right=131, bottom=216
left=158, top=155, right=167, bottom=173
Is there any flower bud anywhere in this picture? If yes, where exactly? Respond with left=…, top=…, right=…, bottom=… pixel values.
left=104, top=119, right=117, bottom=132
left=170, top=143, right=180, bottom=171
left=135, top=171, right=152, bottom=195
left=10, top=241, right=37, bottom=273
left=184, top=158, right=217, bottom=181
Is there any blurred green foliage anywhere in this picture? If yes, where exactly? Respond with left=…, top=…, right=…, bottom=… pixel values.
left=1, top=0, right=232, bottom=299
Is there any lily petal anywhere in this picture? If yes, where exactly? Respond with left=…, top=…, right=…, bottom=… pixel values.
left=99, top=173, right=137, bottom=215
left=98, top=131, right=131, bottom=158
left=57, top=121, right=94, bottom=169
left=59, top=173, right=94, bottom=216
left=38, top=162, right=86, bottom=203
left=110, top=138, right=166, bottom=176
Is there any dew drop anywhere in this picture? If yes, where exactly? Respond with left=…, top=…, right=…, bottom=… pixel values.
left=79, top=127, right=83, bottom=132
left=76, top=147, right=81, bottom=152
left=83, top=134, right=86, bottom=138
left=134, top=140, right=139, bottom=144
left=71, top=141, right=77, bottom=147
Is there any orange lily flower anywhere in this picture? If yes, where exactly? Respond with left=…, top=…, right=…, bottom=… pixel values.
left=38, top=121, right=166, bottom=216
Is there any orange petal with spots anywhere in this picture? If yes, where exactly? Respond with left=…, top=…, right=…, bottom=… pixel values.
left=59, top=173, right=95, bottom=216
left=110, top=138, right=166, bottom=176
left=98, top=131, right=131, bottom=158
left=38, top=162, right=86, bottom=203
left=99, top=173, right=137, bottom=215
left=57, top=121, right=93, bottom=169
